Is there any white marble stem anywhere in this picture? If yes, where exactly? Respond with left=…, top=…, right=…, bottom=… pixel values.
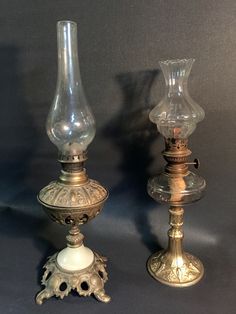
left=57, top=244, right=94, bottom=271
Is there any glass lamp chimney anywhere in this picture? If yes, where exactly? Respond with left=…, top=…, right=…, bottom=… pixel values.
left=46, top=21, right=95, bottom=159
left=149, top=59, right=205, bottom=139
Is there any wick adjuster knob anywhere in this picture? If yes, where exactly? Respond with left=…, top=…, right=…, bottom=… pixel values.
left=185, top=158, right=200, bottom=169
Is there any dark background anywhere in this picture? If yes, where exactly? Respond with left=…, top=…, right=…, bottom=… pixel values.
left=0, top=1, right=235, bottom=313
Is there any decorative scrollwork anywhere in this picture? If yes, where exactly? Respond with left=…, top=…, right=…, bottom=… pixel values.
left=38, top=179, right=108, bottom=208
left=38, top=178, right=108, bottom=225
left=36, top=252, right=111, bottom=305
left=42, top=204, right=103, bottom=225
left=148, top=251, right=203, bottom=286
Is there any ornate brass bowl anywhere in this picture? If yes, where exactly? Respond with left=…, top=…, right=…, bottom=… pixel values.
left=38, top=177, right=108, bottom=226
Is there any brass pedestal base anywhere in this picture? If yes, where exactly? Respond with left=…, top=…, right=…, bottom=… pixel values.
left=36, top=252, right=111, bottom=304
left=147, top=139, right=206, bottom=287
left=147, top=250, right=204, bottom=287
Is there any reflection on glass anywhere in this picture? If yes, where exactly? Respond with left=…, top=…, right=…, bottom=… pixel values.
left=47, top=21, right=95, bottom=157
left=149, top=59, right=205, bottom=139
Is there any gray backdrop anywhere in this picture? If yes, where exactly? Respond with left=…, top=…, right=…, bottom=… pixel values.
left=0, top=1, right=235, bottom=313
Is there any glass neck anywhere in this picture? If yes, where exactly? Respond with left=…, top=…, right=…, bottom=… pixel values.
left=160, top=59, right=194, bottom=95
left=57, top=21, right=81, bottom=88
left=165, top=77, right=187, bottom=94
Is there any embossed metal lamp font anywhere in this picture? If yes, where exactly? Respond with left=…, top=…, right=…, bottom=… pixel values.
left=36, top=21, right=110, bottom=304
left=147, top=59, right=206, bottom=287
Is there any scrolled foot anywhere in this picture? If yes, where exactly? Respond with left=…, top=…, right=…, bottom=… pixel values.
left=94, top=289, right=111, bottom=303
left=36, top=289, right=53, bottom=305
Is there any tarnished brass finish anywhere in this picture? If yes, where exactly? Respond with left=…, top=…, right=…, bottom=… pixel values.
left=66, top=225, right=84, bottom=248
left=36, top=157, right=110, bottom=304
left=36, top=225, right=110, bottom=305
left=38, top=167, right=108, bottom=226
left=147, top=138, right=204, bottom=287
left=163, top=138, right=191, bottom=175
left=58, top=150, right=88, bottom=163
left=147, top=206, right=204, bottom=287
left=36, top=252, right=110, bottom=305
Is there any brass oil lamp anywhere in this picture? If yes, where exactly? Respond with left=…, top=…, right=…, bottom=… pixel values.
left=147, top=59, right=206, bottom=287
left=36, top=20, right=110, bottom=304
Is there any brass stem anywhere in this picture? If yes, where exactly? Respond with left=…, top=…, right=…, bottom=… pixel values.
left=167, top=206, right=184, bottom=257
left=66, top=224, right=84, bottom=248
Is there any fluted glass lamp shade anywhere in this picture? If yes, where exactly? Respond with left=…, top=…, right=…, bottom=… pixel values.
left=47, top=21, right=95, bottom=158
left=149, top=59, right=205, bottom=139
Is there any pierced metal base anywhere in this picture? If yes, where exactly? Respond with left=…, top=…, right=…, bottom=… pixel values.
left=36, top=252, right=111, bottom=304
left=147, top=250, right=204, bottom=287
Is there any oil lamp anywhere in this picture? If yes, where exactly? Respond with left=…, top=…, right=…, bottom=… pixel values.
left=147, top=59, right=206, bottom=287
left=36, top=20, right=110, bottom=304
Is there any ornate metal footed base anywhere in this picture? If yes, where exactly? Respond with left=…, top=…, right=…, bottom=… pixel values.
left=147, top=205, right=204, bottom=287
left=36, top=252, right=110, bottom=305
left=147, top=250, right=204, bottom=287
